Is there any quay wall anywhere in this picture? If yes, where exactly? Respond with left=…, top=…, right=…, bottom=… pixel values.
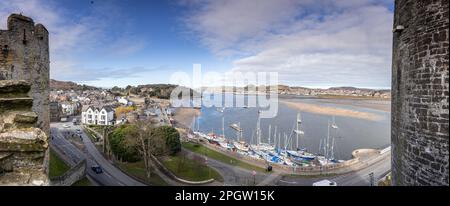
left=190, top=139, right=390, bottom=176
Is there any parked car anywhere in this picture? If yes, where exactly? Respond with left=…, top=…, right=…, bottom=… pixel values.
left=312, top=179, right=337, bottom=186
left=91, top=165, right=103, bottom=174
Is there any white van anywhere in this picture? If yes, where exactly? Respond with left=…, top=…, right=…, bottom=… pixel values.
left=312, top=179, right=337, bottom=186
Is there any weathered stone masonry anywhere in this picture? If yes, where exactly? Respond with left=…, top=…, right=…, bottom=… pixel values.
left=392, top=0, right=449, bottom=185
left=0, top=14, right=49, bottom=185
left=0, top=14, right=50, bottom=134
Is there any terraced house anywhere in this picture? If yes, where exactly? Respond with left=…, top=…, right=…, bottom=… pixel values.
left=81, top=106, right=115, bottom=126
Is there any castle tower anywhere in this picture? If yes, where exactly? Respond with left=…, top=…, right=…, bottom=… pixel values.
left=391, top=0, right=449, bottom=185
left=0, top=14, right=49, bottom=185
left=0, top=14, right=50, bottom=135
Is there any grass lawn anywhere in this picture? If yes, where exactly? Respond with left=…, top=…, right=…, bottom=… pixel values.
left=72, top=177, right=92, bottom=186
left=182, top=142, right=267, bottom=173
left=161, top=153, right=224, bottom=182
left=49, top=149, right=70, bottom=178
left=117, top=161, right=168, bottom=186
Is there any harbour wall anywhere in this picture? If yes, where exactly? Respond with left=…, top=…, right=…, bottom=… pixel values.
left=192, top=138, right=390, bottom=176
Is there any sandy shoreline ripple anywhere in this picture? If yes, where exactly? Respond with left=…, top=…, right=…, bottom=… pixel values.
left=280, top=100, right=384, bottom=121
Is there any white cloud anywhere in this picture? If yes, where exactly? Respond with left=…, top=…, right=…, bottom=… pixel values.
left=180, top=0, right=394, bottom=88
left=0, top=0, right=147, bottom=81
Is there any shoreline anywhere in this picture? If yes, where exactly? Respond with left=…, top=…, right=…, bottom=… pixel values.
left=280, top=100, right=384, bottom=121
left=173, top=107, right=201, bottom=128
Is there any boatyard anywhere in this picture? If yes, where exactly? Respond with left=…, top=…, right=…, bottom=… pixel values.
left=181, top=108, right=390, bottom=176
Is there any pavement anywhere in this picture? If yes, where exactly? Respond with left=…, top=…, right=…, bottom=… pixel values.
left=50, top=122, right=145, bottom=186
left=275, top=152, right=391, bottom=186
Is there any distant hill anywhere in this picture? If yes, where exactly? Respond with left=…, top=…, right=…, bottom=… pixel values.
left=126, top=84, right=199, bottom=99
left=50, top=79, right=98, bottom=90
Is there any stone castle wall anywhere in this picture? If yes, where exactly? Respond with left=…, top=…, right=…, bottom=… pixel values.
left=0, top=14, right=50, bottom=135
left=0, top=14, right=49, bottom=185
left=391, top=0, right=449, bottom=185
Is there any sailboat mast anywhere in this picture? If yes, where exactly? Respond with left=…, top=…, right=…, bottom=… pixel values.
left=256, top=114, right=261, bottom=146
left=240, top=122, right=243, bottom=141
left=319, top=139, right=322, bottom=155
left=278, top=133, right=281, bottom=149
left=273, top=126, right=277, bottom=147
left=222, top=116, right=225, bottom=138
left=296, top=113, right=300, bottom=150
left=268, top=125, right=271, bottom=145
left=331, top=137, right=335, bottom=160
left=326, top=120, right=330, bottom=160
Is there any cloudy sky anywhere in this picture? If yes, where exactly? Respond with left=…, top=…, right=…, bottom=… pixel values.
left=1, top=0, right=394, bottom=89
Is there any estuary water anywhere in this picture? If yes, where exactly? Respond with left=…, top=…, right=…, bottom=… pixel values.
left=189, top=94, right=390, bottom=160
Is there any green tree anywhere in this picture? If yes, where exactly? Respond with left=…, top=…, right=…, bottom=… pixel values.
left=152, top=126, right=181, bottom=155
left=109, top=124, right=141, bottom=162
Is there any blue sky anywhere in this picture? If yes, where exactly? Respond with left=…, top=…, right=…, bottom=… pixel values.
left=1, top=0, right=394, bottom=89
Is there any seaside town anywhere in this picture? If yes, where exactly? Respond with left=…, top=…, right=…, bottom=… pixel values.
left=41, top=78, right=396, bottom=186
left=1, top=0, right=448, bottom=189
left=49, top=79, right=390, bottom=128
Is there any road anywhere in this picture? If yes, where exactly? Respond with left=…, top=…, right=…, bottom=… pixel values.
left=50, top=122, right=145, bottom=186
left=276, top=153, right=391, bottom=186
left=329, top=153, right=391, bottom=186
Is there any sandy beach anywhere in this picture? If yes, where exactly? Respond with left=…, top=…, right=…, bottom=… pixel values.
left=317, top=99, right=391, bottom=112
left=280, top=100, right=384, bottom=121
left=173, top=107, right=201, bottom=128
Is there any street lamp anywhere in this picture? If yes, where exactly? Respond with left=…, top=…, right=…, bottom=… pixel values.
left=369, top=172, right=375, bottom=186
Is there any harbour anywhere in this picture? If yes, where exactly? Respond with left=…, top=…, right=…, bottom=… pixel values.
left=181, top=93, right=391, bottom=169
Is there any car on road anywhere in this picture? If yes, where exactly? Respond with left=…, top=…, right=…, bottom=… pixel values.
left=62, top=124, right=70, bottom=128
left=76, top=129, right=82, bottom=134
left=312, top=179, right=337, bottom=186
left=91, top=165, right=103, bottom=174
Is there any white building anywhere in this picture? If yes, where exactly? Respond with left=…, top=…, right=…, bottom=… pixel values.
left=117, top=97, right=129, bottom=105
left=60, top=102, right=80, bottom=116
left=117, top=96, right=134, bottom=106
left=81, top=106, right=115, bottom=126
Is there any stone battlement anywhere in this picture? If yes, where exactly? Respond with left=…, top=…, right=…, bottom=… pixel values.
left=0, top=14, right=49, bottom=186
